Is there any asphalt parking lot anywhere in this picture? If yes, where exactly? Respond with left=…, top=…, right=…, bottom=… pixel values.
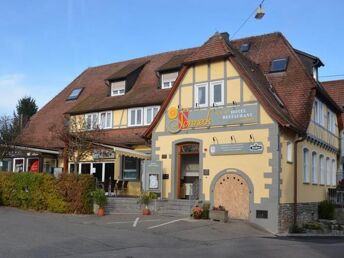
left=0, top=207, right=343, bottom=258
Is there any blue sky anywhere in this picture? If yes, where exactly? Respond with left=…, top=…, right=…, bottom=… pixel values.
left=1, top=0, right=343, bottom=116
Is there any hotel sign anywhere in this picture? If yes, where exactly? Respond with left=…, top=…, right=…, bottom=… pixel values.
left=165, top=103, right=258, bottom=133
left=93, top=149, right=115, bottom=160
left=209, top=142, right=264, bottom=156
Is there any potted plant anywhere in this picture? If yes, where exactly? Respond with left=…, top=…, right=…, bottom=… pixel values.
left=192, top=206, right=203, bottom=219
left=92, top=188, right=107, bottom=216
left=209, top=205, right=228, bottom=222
left=137, top=191, right=157, bottom=215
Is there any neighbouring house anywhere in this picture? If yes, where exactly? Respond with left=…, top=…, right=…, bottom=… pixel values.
left=0, top=32, right=342, bottom=233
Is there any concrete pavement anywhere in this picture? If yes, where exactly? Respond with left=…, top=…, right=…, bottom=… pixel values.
left=0, top=207, right=343, bottom=257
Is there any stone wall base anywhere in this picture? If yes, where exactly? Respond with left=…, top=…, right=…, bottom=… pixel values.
left=279, top=202, right=318, bottom=232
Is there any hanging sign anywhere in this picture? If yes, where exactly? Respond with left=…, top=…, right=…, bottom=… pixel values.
left=165, top=103, right=258, bottom=133
left=209, top=142, right=264, bottom=156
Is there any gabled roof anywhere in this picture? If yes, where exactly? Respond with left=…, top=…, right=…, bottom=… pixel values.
left=18, top=31, right=343, bottom=150
left=183, top=32, right=231, bottom=64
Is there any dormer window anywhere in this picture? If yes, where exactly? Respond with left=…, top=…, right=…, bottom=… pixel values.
left=240, top=43, right=250, bottom=53
left=161, top=72, right=178, bottom=89
left=270, top=58, right=288, bottom=73
left=111, top=81, right=125, bottom=96
left=67, top=88, right=83, bottom=101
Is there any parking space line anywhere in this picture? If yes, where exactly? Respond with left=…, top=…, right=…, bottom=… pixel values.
left=133, top=217, right=139, bottom=227
left=147, top=218, right=189, bottom=229
left=107, top=219, right=161, bottom=225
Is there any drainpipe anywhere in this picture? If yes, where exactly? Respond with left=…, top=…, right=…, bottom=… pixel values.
left=293, top=135, right=306, bottom=226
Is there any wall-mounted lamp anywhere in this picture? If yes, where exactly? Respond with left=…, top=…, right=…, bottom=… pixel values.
left=212, top=137, right=219, bottom=144
left=232, top=101, right=238, bottom=106
left=250, top=134, right=255, bottom=142
left=230, top=136, right=236, bottom=143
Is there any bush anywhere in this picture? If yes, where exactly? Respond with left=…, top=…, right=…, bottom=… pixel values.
left=0, top=172, right=94, bottom=214
left=201, top=202, right=210, bottom=219
left=92, top=188, right=107, bottom=208
left=303, top=221, right=321, bottom=230
left=318, top=200, right=335, bottom=220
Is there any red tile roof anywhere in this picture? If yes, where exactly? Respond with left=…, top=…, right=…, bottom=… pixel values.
left=322, top=79, right=344, bottom=128
left=18, top=32, right=342, bottom=150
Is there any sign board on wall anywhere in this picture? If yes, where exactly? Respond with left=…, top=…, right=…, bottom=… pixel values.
left=143, top=160, right=162, bottom=194
left=93, top=149, right=115, bottom=160
left=209, top=142, right=264, bottom=156
left=165, top=103, right=258, bottom=133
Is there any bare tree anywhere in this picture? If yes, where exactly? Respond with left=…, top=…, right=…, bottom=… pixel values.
left=0, top=115, right=20, bottom=161
left=50, top=115, right=105, bottom=174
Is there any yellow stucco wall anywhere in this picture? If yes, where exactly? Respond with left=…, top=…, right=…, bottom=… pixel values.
left=153, top=59, right=275, bottom=201
left=280, top=131, right=338, bottom=204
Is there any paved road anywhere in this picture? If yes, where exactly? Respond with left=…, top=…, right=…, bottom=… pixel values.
left=0, top=207, right=343, bottom=258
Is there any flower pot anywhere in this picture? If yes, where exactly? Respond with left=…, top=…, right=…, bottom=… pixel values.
left=209, top=210, right=228, bottom=222
left=97, top=207, right=105, bottom=216
left=143, top=207, right=151, bottom=215
left=193, top=214, right=202, bottom=220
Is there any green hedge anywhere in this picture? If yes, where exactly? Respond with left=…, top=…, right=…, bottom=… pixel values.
left=0, top=172, right=95, bottom=214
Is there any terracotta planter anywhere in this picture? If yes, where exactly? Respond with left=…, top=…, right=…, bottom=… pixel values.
left=143, top=207, right=151, bottom=215
left=193, top=214, right=202, bottom=220
left=97, top=207, right=105, bottom=216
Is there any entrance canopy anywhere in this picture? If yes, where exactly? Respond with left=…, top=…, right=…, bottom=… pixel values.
left=113, top=146, right=150, bottom=160
left=95, top=143, right=150, bottom=160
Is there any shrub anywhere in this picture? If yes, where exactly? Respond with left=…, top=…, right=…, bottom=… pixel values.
left=137, top=191, right=157, bottom=207
left=201, top=202, right=210, bottom=219
left=303, top=221, right=321, bottom=230
left=318, top=200, right=335, bottom=220
left=289, top=224, right=306, bottom=233
left=0, top=172, right=94, bottom=214
left=92, top=188, right=107, bottom=208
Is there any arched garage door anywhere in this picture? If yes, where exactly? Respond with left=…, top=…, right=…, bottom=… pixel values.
left=213, top=173, right=249, bottom=220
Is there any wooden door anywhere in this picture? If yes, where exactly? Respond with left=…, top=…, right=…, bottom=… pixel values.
left=214, top=174, right=249, bottom=220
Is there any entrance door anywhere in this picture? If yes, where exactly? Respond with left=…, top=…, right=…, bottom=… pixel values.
left=176, top=142, right=200, bottom=199
left=213, top=174, right=249, bottom=220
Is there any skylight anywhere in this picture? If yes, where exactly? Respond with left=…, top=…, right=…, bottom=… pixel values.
left=240, top=43, right=250, bottom=52
left=270, top=58, right=288, bottom=72
left=67, top=88, right=83, bottom=101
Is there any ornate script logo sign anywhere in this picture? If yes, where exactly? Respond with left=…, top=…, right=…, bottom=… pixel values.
left=165, top=103, right=258, bottom=133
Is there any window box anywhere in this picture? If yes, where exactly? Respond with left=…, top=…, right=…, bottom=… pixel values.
left=209, top=209, right=228, bottom=222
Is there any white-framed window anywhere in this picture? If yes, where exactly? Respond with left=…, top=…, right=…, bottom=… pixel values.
left=210, top=80, right=224, bottom=106
left=128, top=108, right=144, bottom=127
left=194, top=83, right=208, bottom=108
left=311, top=152, right=318, bottom=184
left=314, top=99, right=324, bottom=126
left=327, top=110, right=336, bottom=133
left=85, top=113, right=98, bottom=130
left=320, top=155, right=325, bottom=184
left=303, top=148, right=310, bottom=183
left=332, top=159, right=337, bottom=186
left=161, top=72, right=178, bottom=89
left=144, top=106, right=160, bottom=125
left=326, top=157, right=331, bottom=185
left=286, top=142, right=293, bottom=163
left=99, top=111, right=112, bottom=129
left=111, top=81, right=125, bottom=96
left=13, top=158, right=25, bottom=172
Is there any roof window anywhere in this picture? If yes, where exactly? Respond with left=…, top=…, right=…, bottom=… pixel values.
left=270, top=58, right=288, bottom=73
left=67, top=88, right=83, bottom=101
left=239, top=43, right=250, bottom=53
